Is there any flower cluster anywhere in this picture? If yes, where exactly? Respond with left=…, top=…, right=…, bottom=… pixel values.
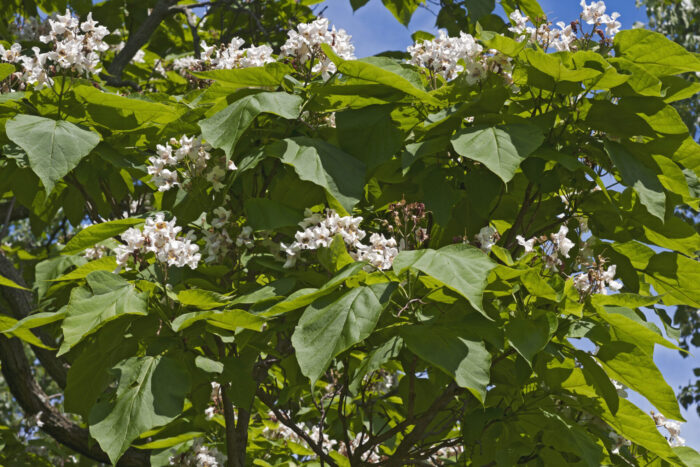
left=476, top=226, right=499, bottom=252
left=0, top=10, right=112, bottom=89
left=509, top=1, right=621, bottom=52
left=172, top=38, right=274, bottom=74
left=572, top=262, right=622, bottom=296
left=280, top=209, right=398, bottom=270
left=114, top=214, right=201, bottom=270
left=280, top=18, right=356, bottom=80
left=202, top=207, right=235, bottom=264
left=652, top=412, right=685, bottom=447
left=516, top=225, right=575, bottom=270
left=148, top=135, right=233, bottom=192
left=83, top=245, right=106, bottom=260
left=407, top=31, right=483, bottom=82
left=169, top=440, right=225, bottom=466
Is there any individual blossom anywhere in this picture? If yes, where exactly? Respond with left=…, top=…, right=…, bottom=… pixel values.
left=83, top=245, right=106, bottom=260
left=552, top=225, right=575, bottom=258
left=508, top=9, right=529, bottom=36
left=235, top=226, right=254, bottom=249
left=280, top=18, right=356, bottom=80
left=516, top=235, right=536, bottom=253
left=475, top=226, right=498, bottom=252
left=580, top=0, right=607, bottom=25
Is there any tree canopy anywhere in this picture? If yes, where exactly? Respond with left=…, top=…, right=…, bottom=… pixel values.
left=0, top=0, right=699, bottom=465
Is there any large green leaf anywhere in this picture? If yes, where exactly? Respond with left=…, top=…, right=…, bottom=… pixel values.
left=267, top=137, right=366, bottom=213
left=562, top=368, right=683, bottom=465
left=451, top=124, right=544, bottom=183
left=401, top=322, right=491, bottom=401
left=193, top=62, right=293, bottom=87
left=89, top=356, right=189, bottom=464
left=59, top=271, right=148, bottom=355
left=614, top=29, right=700, bottom=76
left=336, top=105, right=405, bottom=170
left=605, top=141, right=666, bottom=221
left=244, top=198, right=304, bottom=230
left=381, top=0, right=424, bottom=25
left=5, top=115, right=100, bottom=192
left=644, top=252, right=700, bottom=308
left=62, top=218, right=144, bottom=255
left=505, top=314, right=555, bottom=365
left=393, top=244, right=496, bottom=314
left=199, top=92, right=304, bottom=159
left=321, top=44, right=441, bottom=106
left=597, top=341, right=684, bottom=421
left=523, top=49, right=601, bottom=82
left=171, top=309, right=265, bottom=332
left=291, top=282, right=395, bottom=384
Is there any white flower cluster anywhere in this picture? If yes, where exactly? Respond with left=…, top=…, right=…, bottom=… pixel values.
left=280, top=18, right=356, bottom=80
left=0, top=10, right=112, bottom=89
left=83, top=245, right=106, bottom=260
left=169, top=440, right=225, bottom=466
left=148, top=135, right=234, bottom=192
left=280, top=209, right=398, bottom=270
left=114, top=214, right=201, bottom=270
left=172, top=38, right=274, bottom=74
left=407, top=31, right=482, bottom=82
left=580, top=1, right=622, bottom=37
left=508, top=1, right=620, bottom=52
left=572, top=263, right=622, bottom=296
left=652, top=412, right=685, bottom=447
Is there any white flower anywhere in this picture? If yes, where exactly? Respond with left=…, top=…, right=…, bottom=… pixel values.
left=132, top=49, right=146, bottom=63
left=580, top=0, right=607, bottom=25
left=407, top=30, right=484, bottom=82
left=601, top=12, right=622, bottom=37
left=476, top=226, right=497, bottom=252
left=552, top=225, right=574, bottom=258
left=516, top=235, right=536, bottom=253
left=508, top=10, right=529, bottom=35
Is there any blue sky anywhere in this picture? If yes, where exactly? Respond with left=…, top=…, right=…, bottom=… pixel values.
left=318, top=0, right=700, bottom=450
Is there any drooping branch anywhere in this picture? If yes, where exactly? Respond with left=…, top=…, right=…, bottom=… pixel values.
left=104, top=0, right=181, bottom=87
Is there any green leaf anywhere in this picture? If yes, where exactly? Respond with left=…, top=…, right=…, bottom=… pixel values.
left=451, top=124, right=544, bottom=183
left=401, top=322, right=491, bottom=401
left=562, top=369, right=683, bottom=465
left=51, top=256, right=118, bottom=282
left=5, top=115, right=100, bottom=192
left=244, top=198, right=304, bottom=230
left=268, top=137, right=366, bottom=213
left=336, top=105, right=405, bottom=170
left=349, top=336, right=403, bottom=393
left=505, top=314, right=555, bottom=365
left=291, top=282, right=395, bottom=384
left=59, top=271, right=148, bottom=355
left=593, top=305, right=681, bottom=354
left=393, top=244, right=496, bottom=314
left=89, top=356, right=190, bottom=464
left=380, top=0, right=424, bottom=26
left=644, top=252, right=700, bottom=308
left=605, top=141, right=666, bottom=221
left=321, top=44, right=441, bottom=106
left=318, top=235, right=355, bottom=273
left=674, top=447, right=700, bottom=467
left=614, top=29, right=700, bottom=76
left=0, top=315, right=53, bottom=349
left=135, top=432, right=203, bottom=450
left=479, top=31, right=525, bottom=57
left=171, top=309, right=265, bottom=332
left=177, top=289, right=227, bottom=310
left=262, top=262, right=367, bottom=316
left=193, top=62, right=293, bottom=87
left=597, top=341, right=684, bottom=421
left=0, top=274, right=28, bottom=290
left=62, top=219, right=144, bottom=255
left=0, top=63, right=15, bottom=81
left=523, top=49, right=602, bottom=82
left=199, top=92, right=303, bottom=159
left=520, top=269, right=558, bottom=301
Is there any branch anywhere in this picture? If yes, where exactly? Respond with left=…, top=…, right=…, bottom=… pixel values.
left=104, top=0, right=181, bottom=86
left=256, top=388, right=338, bottom=466
left=0, top=335, right=150, bottom=465
left=0, top=254, right=68, bottom=388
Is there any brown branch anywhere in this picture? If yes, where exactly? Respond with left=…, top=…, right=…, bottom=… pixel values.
left=0, top=334, right=150, bottom=465
left=0, top=254, right=68, bottom=388
left=256, top=388, right=339, bottom=466
left=104, top=0, right=181, bottom=86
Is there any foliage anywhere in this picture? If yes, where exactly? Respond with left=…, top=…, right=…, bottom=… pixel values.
left=0, top=0, right=698, bottom=465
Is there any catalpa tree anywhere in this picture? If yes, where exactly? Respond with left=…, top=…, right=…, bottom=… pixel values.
left=0, top=0, right=698, bottom=465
